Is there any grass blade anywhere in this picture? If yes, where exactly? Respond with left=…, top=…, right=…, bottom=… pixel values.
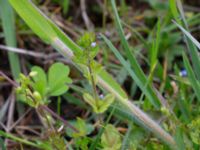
left=183, top=53, right=200, bottom=102
left=101, top=34, right=159, bottom=107
left=173, top=0, right=200, bottom=80
left=173, top=21, right=200, bottom=50
left=111, top=0, right=160, bottom=108
left=0, top=130, right=40, bottom=148
left=0, top=0, right=20, bottom=79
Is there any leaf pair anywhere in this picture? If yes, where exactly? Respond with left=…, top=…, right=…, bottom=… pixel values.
left=31, top=62, right=72, bottom=97
left=17, top=63, right=71, bottom=107
left=83, top=93, right=115, bottom=114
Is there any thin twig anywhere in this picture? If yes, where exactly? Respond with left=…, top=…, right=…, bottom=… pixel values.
left=39, top=105, right=78, bottom=132
left=0, top=44, right=60, bottom=59
left=5, top=91, right=15, bottom=145
left=0, top=71, right=18, bottom=87
left=9, top=108, right=32, bottom=130
left=80, top=0, right=94, bottom=31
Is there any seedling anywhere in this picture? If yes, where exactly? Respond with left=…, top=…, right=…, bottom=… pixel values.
left=74, top=32, right=115, bottom=114
left=16, top=62, right=72, bottom=107
left=16, top=62, right=73, bottom=149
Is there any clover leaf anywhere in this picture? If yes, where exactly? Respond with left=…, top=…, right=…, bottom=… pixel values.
left=31, top=66, right=47, bottom=97
left=48, top=62, right=72, bottom=96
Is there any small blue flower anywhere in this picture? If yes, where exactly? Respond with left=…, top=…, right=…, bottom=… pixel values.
left=91, top=42, right=96, bottom=47
left=99, top=94, right=104, bottom=99
left=179, top=69, right=187, bottom=77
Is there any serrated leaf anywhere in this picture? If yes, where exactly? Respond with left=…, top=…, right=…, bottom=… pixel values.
left=98, top=94, right=115, bottom=113
left=48, top=62, right=72, bottom=96
left=101, top=124, right=121, bottom=150
left=31, top=66, right=47, bottom=97
left=66, top=118, right=94, bottom=138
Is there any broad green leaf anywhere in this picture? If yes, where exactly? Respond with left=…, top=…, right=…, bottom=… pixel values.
left=66, top=117, right=94, bottom=138
left=9, top=0, right=57, bottom=43
left=101, top=124, right=122, bottom=150
left=31, top=66, right=47, bottom=97
left=48, top=63, right=72, bottom=96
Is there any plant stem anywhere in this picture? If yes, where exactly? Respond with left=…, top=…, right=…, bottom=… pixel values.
left=40, top=105, right=78, bottom=132
left=86, top=49, right=99, bottom=107
left=88, top=62, right=99, bottom=106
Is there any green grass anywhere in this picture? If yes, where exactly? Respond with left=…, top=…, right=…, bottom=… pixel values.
left=0, top=0, right=21, bottom=79
left=0, top=0, right=200, bottom=149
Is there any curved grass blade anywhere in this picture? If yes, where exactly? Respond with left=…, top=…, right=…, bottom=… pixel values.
left=0, top=130, right=40, bottom=148
left=183, top=53, right=200, bottom=102
left=173, top=21, right=200, bottom=51
left=111, top=0, right=160, bottom=108
left=0, top=0, right=20, bottom=79
left=172, top=0, right=200, bottom=80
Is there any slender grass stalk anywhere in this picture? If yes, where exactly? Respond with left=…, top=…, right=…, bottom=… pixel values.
left=8, top=0, right=176, bottom=147
left=0, top=130, right=40, bottom=148
left=0, top=0, right=21, bottom=79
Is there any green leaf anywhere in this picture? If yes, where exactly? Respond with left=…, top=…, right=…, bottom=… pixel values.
left=83, top=93, right=97, bottom=112
left=101, top=124, right=122, bottom=150
left=66, top=117, right=94, bottom=138
left=9, top=0, right=57, bottom=43
left=31, top=66, right=47, bottom=97
left=0, top=0, right=21, bottom=79
left=98, top=94, right=115, bottom=113
left=48, top=63, right=72, bottom=96
left=188, top=117, right=200, bottom=145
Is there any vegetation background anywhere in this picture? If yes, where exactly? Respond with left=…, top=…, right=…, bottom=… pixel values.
left=0, top=0, right=200, bottom=149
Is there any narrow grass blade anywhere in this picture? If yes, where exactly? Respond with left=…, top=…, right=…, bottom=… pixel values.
left=0, top=130, right=40, bottom=148
left=111, top=0, right=160, bottom=108
left=173, top=0, right=200, bottom=80
left=150, top=19, right=160, bottom=68
left=0, top=0, right=20, bottom=79
left=101, top=34, right=160, bottom=107
left=169, top=0, right=181, bottom=24
left=0, top=137, right=6, bottom=150
left=9, top=0, right=57, bottom=44
left=183, top=53, right=200, bottom=102
left=173, top=21, right=200, bottom=51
